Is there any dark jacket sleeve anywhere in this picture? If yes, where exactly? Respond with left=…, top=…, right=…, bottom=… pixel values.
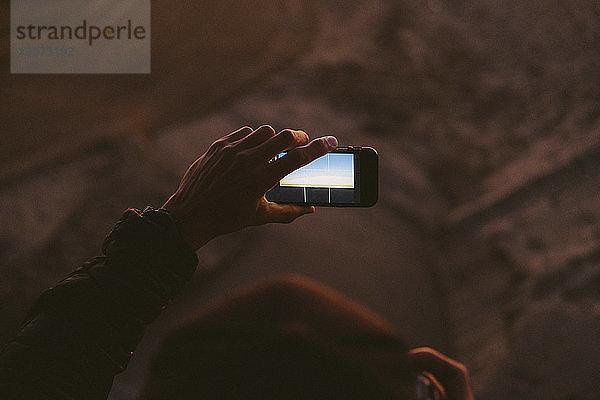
left=0, top=207, right=198, bottom=399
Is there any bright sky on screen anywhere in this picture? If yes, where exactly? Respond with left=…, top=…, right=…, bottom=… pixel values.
left=280, top=153, right=354, bottom=188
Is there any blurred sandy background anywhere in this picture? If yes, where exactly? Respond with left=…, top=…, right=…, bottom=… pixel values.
left=1, top=1, right=600, bottom=398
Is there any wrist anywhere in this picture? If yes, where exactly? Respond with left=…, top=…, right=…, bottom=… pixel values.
left=161, top=197, right=213, bottom=251
left=99, top=207, right=199, bottom=321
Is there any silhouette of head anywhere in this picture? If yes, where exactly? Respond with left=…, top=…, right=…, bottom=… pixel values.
left=143, top=275, right=416, bottom=399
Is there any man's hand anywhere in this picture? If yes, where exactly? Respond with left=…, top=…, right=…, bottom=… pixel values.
left=162, top=125, right=338, bottom=251
left=407, top=347, right=475, bottom=400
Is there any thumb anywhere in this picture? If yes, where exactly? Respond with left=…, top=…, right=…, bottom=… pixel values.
left=259, top=201, right=315, bottom=224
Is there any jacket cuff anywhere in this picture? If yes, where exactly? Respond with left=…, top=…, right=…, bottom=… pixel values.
left=100, top=207, right=199, bottom=322
left=24, top=207, right=199, bottom=374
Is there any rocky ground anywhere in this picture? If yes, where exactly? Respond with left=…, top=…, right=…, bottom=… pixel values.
left=2, top=1, right=600, bottom=399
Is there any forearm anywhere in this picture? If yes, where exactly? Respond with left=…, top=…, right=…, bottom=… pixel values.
left=0, top=124, right=333, bottom=399
left=0, top=208, right=198, bottom=399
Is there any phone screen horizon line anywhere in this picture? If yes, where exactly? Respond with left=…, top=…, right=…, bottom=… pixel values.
left=267, top=151, right=359, bottom=205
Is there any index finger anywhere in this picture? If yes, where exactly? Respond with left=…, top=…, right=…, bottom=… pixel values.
left=253, top=129, right=309, bottom=161
left=262, top=135, right=338, bottom=192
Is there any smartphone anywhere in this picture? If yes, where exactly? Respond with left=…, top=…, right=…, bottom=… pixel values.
left=266, top=146, right=378, bottom=207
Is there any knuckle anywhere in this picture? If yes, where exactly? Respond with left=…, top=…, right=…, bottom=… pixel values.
left=456, top=362, right=469, bottom=375
left=257, top=124, right=276, bottom=136
left=280, top=129, right=296, bottom=143
left=419, top=347, right=437, bottom=357
left=239, top=126, right=253, bottom=134
left=210, top=138, right=226, bottom=151
left=300, top=131, right=309, bottom=144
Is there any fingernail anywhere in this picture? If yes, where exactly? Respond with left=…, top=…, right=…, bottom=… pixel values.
left=325, top=136, right=338, bottom=149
